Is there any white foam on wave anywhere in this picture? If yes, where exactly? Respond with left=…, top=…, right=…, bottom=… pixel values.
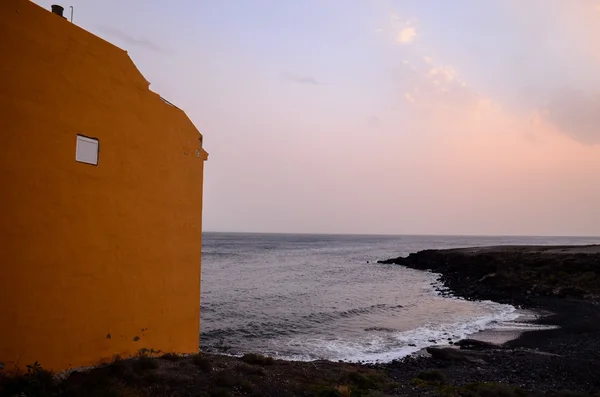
left=486, top=321, right=558, bottom=331
left=275, top=301, right=519, bottom=363
left=424, top=272, right=558, bottom=330
left=425, top=270, right=459, bottom=298
left=251, top=270, right=557, bottom=364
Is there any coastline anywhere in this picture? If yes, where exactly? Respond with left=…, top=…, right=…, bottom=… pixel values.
left=375, top=245, right=600, bottom=393
left=456, top=308, right=555, bottom=346
left=3, top=244, right=600, bottom=396
left=425, top=265, right=556, bottom=351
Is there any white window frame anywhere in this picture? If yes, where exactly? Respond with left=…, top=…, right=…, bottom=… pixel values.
left=75, top=135, right=99, bottom=165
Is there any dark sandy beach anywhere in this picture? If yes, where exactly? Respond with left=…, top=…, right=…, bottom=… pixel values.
left=376, top=245, right=600, bottom=393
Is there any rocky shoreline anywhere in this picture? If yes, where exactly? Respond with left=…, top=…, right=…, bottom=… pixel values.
left=378, top=245, right=600, bottom=306
left=376, top=245, right=600, bottom=394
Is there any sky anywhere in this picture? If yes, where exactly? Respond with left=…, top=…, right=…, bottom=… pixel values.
left=35, top=0, right=600, bottom=236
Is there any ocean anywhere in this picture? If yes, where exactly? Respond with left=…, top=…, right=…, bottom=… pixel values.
left=200, top=233, right=600, bottom=363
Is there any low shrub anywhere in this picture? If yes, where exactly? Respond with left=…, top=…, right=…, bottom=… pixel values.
left=345, top=370, right=388, bottom=390
left=241, top=353, right=275, bottom=366
left=160, top=353, right=182, bottom=362
left=132, top=356, right=158, bottom=372
left=0, top=361, right=56, bottom=397
left=416, top=369, right=447, bottom=384
left=235, top=363, right=265, bottom=376
left=214, top=370, right=238, bottom=388
left=192, top=355, right=212, bottom=372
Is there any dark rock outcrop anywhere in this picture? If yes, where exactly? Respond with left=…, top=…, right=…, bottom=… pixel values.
left=455, top=339, right=500, bottom=350
left=379, top=245, right=600, bottom=307
left=426, top=347, right=486, bottom=364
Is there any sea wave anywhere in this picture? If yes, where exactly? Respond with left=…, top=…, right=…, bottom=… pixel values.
left=200, top=233, right=585, bottom=363
left=268, top=303, right=519, bottom=363
left=202, top=303, right=407, bottom=342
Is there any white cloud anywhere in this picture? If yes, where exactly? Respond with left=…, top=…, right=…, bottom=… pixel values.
left=404, top=92, right=416, bottom=103
left=428, top=65, right=457, bottom=83
left=394, top=56, right=477, bottom=114
left=397, top=27, right=416, bottom=44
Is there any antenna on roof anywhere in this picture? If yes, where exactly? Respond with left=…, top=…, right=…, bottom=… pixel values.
left=69, top=6, right=74, bottom=23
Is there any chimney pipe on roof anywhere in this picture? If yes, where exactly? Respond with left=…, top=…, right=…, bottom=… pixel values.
left=51, top=5, right=65, bottom=17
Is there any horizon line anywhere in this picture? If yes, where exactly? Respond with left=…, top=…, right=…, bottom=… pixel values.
left=202, top=230, right=600, bottom=239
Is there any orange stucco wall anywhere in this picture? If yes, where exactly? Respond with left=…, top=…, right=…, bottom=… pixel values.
left=0, top=0, right=207, bottom=371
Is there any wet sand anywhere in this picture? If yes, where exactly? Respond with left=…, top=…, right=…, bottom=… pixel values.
left=467, top=309, right=557, bottom=345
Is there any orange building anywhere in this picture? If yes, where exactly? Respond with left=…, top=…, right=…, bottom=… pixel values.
left=0, top=0, right=208, bottom=371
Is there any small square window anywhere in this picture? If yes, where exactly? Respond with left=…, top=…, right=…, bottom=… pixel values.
left=76, top=135, right=99, bottom=165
